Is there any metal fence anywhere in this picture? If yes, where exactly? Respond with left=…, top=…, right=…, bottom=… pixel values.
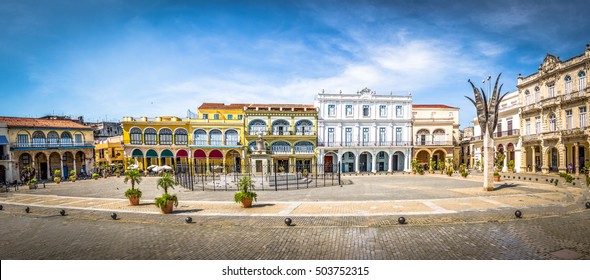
left=174, top=163, right=342, bottom=191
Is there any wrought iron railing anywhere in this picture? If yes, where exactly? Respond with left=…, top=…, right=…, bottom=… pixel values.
left=317, top=141, right=412, bottom=147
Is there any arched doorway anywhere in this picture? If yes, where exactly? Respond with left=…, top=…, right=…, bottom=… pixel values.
left=392, top=151, right=405, bottom=171
left=359, top=152, right=372, bottom=172
left=193, top=149, right=206, bottom=173
left=432, top=150, right=446, bottom=169
left=145, top=149, right=158, bottom=166
left=226, top=150, right=241, bottom=173
left=415, top=150, right=430, bottom=167
left=161, top=149, right=174, bottom=166
left=131, top=149, right=144, bottom=170
left=175, top=150, right=188, bottom=164
left=34, top=152, right=48, bottom=179
left=376, top=151, right=388, bottom=172
left=75, top=151, right=86, bottom=175
left=550, top=147, right=558, bottom=172
left=341, top=152, right=355, bottom=173
left=323, top=152, right=337, bottom=173
left=62, top=151, right=74, bottom=178
left=48, top=152, right=61, bottom=178
left=209, top=150, right=223, bottom=173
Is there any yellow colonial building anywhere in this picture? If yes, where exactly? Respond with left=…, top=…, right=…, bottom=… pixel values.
left=0, top=116, right=95, bottom=181
left=412, top=104, right=460, bottom=167
left=121, top=116, right=189, bottom=170
left=94, top=136, right=125, bottom=169
left=189, top=103, right=247, bottom=173
left=518, top=44, right=590, bottom=174
left=244, top=104, right=318, bottom=173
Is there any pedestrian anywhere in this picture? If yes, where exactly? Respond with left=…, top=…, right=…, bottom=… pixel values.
left=568, top=163, right=573, bottom=173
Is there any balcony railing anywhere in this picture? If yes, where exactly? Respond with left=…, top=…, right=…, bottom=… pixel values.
left=493, top=129, right=519, bottom=138
left=522, top=135, right=539, bottom=142
left=414, top=140, right=454, bottom=146
left=246, top=130, right=316, bottom=136
left=318, top=141, right=412, bottom=147
left=10, top=142, right=94, bottom=149
left=294, top=147, right=314, bottom=154
left=192, top=140, right=241, bottom=146
left=271, top=146, right=292, bottom=154
left=0, top=155, right=9, bottom=160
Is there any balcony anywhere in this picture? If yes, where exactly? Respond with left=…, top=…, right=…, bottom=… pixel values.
left=561, top=90, right=585, bottom=104
left=522, top=103, right=541, bottom=113
left=246, top=130, right=316, bottom=136
left=191, top=140, right=241, bottom=147
left=317, top=141, right=412, bottom=147
left=414, top=140, right=454, bottom=146
left=540, top=96, right=559, bottom=108
left=541, top=131, right=560, bottom=140
left=10, top=142, right=94, bottom=150
left=294, top=147, right=314, bottom=154
left=493, top=129, right=519, bottom=138
left=522, top=134, right=539, bottom=142
left=270, top=146, right=292, bottom=155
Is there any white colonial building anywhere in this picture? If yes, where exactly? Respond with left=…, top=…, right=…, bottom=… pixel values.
left=469, top=90, right=522, bottom=172
left=315, top=88, right=413, bottom=173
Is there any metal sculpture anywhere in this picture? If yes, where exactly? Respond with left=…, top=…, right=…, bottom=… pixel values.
left=466, top=74, right=509, bottom=191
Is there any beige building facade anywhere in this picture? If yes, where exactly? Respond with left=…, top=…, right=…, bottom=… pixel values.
left=412, top=105, right=460, bottom=168
left=518, top=45, right=590, bottom=174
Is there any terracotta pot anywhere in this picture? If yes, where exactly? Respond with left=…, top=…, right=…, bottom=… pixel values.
left=71, top=178, right=76, bottom=182
left=128, top=195, right=140, bottom=206
left=241, top=198, right=253, bottom=208
left=160, top=200, right=174, bottom=214
left=493, top=176, right=500, bottom=182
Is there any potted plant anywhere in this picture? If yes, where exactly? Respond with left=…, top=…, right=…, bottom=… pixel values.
left=92, top=173, right=99, bottom=180
left=234, top=176, right=257, bottom=208
left=411, top=159, right=419, bottom=174
left=28, top=178, right=38, bottom=189
left=154, top=172, right=178, bottom=214
left=438, top=160, right=445, bottom=174
left=115, top=169, right=121, bottom=178
left=493, top=171, right=501, bottom=182
left=429, top=159, right=436, bottom=174
left=69, top=170, right=77, bottom=182
left=416, top=166, right=425, bottom=175
left=446, top=168, right=453, bottom=177
left=278, top=166, right=285, bottom=174
left=475, top=160, right=481, bottom=171
left=54, top=170, right=61, bottom=184
left=302, top=168, right=308, bottom=178
left=461, top=169, right=469, bottom=178
left=123, top=169, right=143, bottom=206
left=507, top=160, right=515, bottom=173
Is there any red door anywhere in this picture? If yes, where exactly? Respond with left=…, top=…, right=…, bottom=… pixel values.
left=324, top=156, right=333, bottom=173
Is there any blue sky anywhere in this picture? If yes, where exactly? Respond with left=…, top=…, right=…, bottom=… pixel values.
left=1, top=0, right=589, bottom=128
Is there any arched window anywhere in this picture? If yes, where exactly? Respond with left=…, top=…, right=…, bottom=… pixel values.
left=295, top=120, right=313, bottom=135
left=32, top=131, right=46, bottom=147
left=525, top=90, right=531, bottom=106
left=271, top=141, right=291, bottom=154
left=130, top=128, right=142, bottom=145
left=272, top=120, right=290, bottom=135
left=210, top=129, right=222, bottom=146
left=158, top=128, right=172, bottom=145
left=193, top=129, right=207, bottom=145
left=174, top=129, right=188, bottom=145
left=60, top=132, right=72, bottom=146
left=565, top=75, right=572, bottom=96
left=47, top=131, right=59, bottom=147
left=579, top=71, right=587, bottom=92
left=416, top=129, right=430, bottom=145
left=549, top=114, right=556, bottom=132
left=534, top=86, right=541, bottom=103
left=248, top=120, right=267, bottom=135
left=294, top=141, right=314, bottom=154
left=433, top=129, right=446, bottom=145
left=224, top=130, right=239, bottom=146
left=144, top=128, right=157, bottom=145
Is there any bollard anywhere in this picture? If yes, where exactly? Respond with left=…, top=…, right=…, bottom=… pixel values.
left=111, top=212, right=118, bottom=220
left=398, top=216, right=406, bottom=224
left=60, top=209, right=66, bottom=216
left=515, top=210, right=522, bottom=218
left=284, top=218, right=292, bottom=226
left=25, top=207, right=30, bottom=213
left=185, top=217, right=193, bottom=223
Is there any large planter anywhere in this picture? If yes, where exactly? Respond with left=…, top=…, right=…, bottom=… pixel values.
left=493, top=176, right=500, bottom=182
left=160, top=200, right=174, bottom=214
left=241, top=198, right=253, bottom=208
left=128, top=195, right=140, bottom=206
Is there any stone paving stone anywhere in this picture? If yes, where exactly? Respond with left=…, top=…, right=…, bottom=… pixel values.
left=433, top=198, right=503, bottom=211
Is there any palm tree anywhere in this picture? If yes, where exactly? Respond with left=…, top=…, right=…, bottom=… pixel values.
left=157, top=172, right=177, bottom=194
left=123, top=169, right=142, bottom=190
left=465, top=73, right=509, bottom=191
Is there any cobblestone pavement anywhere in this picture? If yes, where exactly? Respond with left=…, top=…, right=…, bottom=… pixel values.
left=0, top=205, right=588, bottom=260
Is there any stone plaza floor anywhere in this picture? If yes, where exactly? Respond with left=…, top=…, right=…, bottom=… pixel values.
left=0, top=173, right=589, bottom=259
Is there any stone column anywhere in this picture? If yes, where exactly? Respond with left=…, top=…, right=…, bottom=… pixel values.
left=354, top=152, right=360, bottom=173
left=502, top=150, right=508, bottom=172
left=558, top=143, right=567, bottom=173
left=483, top=133, right=494, bottom=191
left=73, top=157, right=77, bottom=176
left=531, top=147, right=535, bottom=173
left=371, top=152, right=377, bottom=173
left=542, top=146, right=549, bottom=174
left=574, top=142, right=579, bottom=175
left=60, top=155, right=64, bottom=179
left=388, top=152, right=393, bottom=172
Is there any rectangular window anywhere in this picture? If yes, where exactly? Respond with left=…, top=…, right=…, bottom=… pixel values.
left=17, top=134, right=29, bottom=147
left=535, top=88, right=540, bottom=103
left=159, top=133, right=172, bottom=145
left=328, top=105, right=336, bottom=117
left=213, top=114, right=219, bottom=120
left=228, top=114, right=233, bottom=120
left=507, top=119, right=513, bottom=135
left=202, top=114, right=208, bottom=119
left=379, top=105, right=387, bottom=117
left=535, top=116, right=541, bottom=134
left=22, top=154, right=30, bottom=164
left=379, top=127, right=386, bottom=145
left=526, top=119, right=531, bottom=136
left=237, top=115, right=243, bottom=120
left=99, top=150, right=105, bottom=159
left=345, top=105, right=353, bottom=117
left=496, top=122, right=502, bottom=137
left=396, top=127, right=402, bottom=145
left=362, top=128, right=369, bottom=146
left=525, top=93, right=531, bottom=106
left=362, top=105, right=370, bottom=117
left=327, top=128, right=334, bottom=147
left=566, top=109, right=573, bottom=130
left=548, top=84, right=555, bottom=98
left=111, top=148, right=116, bottom=157
left=75, top=134, right=83, bottom=144
left=396, top=105, right=403, bottom=117
left=580, top=106, right=587, bottom=129
left=345, top=128, right=352, bottom=146
left=580, top=74, right=587, bottom=92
